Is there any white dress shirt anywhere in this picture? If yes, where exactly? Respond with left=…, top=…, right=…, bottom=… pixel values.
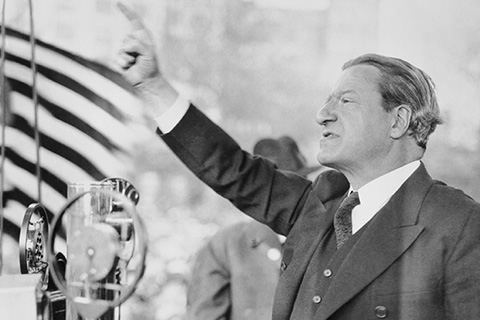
left=351, top=160, right=420, bottom=233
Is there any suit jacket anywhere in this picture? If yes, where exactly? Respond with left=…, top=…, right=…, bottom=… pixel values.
left=186, top=220, right=282, bottom=320
left=161, top=105, right=480, bottom=319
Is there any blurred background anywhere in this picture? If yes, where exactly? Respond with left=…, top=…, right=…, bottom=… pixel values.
left=2, top=0, right=480, bottom=319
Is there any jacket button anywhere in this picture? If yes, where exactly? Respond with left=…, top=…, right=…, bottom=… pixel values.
left=280, top=261, right=287, bottom=271
left=312, top=295, right=322, bottom=304
left=323, top=269, right=332, bottom=277
left=374, top=305, right=388, bottom=318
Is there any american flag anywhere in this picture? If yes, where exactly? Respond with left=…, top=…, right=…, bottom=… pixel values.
left=0, top=26, right=153, bottom=243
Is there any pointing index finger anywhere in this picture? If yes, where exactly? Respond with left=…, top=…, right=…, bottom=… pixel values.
left=117, top=2, right=144, bottom=30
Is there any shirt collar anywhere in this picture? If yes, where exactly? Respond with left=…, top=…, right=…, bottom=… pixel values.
left=358, top=160, right=420, bottom=204
left=350, top=160, right=420, bottom=233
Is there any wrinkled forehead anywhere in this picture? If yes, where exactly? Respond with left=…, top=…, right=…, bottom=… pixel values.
left=330, top=64, right=382, bottom=96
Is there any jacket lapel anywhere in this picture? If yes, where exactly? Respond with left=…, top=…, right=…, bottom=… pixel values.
left=316, top=163, right=433, bottom=319
left=273, top=170, right=349, bottom=319
left=274, top=198, right=341, bottom=318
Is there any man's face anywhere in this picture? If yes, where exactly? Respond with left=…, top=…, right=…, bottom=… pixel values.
left=316, top=64, right=396, bottom=174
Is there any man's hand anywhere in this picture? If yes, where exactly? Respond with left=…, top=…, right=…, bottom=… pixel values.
left=116, top=2, right=158, bottom=87
left=116, top=2, right=179, bottom=116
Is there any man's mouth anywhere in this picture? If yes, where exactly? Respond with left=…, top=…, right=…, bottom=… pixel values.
left=322, top=131, right=333, bottom=138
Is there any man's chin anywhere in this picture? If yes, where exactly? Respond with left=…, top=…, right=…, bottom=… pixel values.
left=317, top=154, right=341, bottom=170
left=317, top=156, right=333, bottom=167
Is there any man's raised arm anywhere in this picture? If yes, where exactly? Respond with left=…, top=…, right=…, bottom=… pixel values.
left=115, top=3, right=180, bottom=120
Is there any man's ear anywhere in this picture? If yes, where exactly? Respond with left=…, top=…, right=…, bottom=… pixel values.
left=390, top=105, right=412, bottom=139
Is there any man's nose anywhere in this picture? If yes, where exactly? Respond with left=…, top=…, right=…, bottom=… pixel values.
left=316, top=102, right=336, bottom=126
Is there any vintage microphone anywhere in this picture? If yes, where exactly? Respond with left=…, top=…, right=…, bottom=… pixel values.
left=47, top=179, right=147, bottom=320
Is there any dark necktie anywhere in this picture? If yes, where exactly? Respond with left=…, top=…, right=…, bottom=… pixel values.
left=334, top=191, right=360, bottom=249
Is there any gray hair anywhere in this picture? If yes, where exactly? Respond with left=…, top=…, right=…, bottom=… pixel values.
left=343, top=53, right=443, bottom=149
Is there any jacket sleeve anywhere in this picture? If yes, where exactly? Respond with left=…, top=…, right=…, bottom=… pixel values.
left=160, top=104, right=312, bottom=235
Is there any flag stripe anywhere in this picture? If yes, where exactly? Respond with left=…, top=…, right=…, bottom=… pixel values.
left=5, top=127, right=96, bottom=185
left=6, top=146, right=68, bottom=197
left=3, top=27, right=144, bottom=121
left=9, top=114, right=107, bottom=180
left=8, top=78, right=122, bottom=153
left=5, top=113, right=128, bottom=182
left=5, top=159, right=70, bottom=216
left=3, top=27, right=133, bottom=91
left=1, top=26, right=152, bottom=248
left=4, top=56, right=144, bottom=151
left=3, top=215, right=20, bottom=240
left=5, top=52, right=126, bottom=122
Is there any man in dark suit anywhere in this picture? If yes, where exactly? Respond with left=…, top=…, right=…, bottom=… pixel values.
left=116, top=5, right=480, bottom=319
left=186, top=137, right=320, bottom=320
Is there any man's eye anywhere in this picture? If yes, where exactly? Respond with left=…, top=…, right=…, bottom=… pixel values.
left=341, top=98, right=352, bottom=104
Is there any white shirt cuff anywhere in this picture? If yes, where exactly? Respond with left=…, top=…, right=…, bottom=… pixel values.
left=154, top=95, right=190, bottom=133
